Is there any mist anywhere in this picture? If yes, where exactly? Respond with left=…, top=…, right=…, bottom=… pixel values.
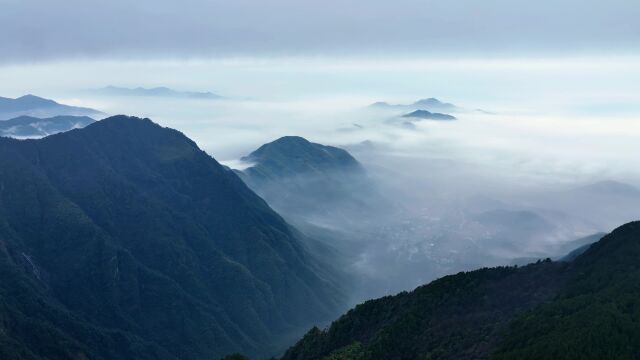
left=1, top=56, right=639, bottom=302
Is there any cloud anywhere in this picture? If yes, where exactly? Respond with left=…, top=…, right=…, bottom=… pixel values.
left=1, top=0, right=639, bottom=62
left=1, top=53, right=638, bottom=298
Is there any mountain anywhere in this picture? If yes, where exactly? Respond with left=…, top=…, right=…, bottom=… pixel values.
left=511, top=232, right=607, bottom=266
left=560, top=243, right=593, bottom=262
left=371, top=98, right=459, bottom=112
left=402, top=110, right=457, bottom=121
left=557, top=232, right=606, bottom=261
left=0, top=116, right=345, bottom=359
left=494, top=222, right=640, bottom=359
left=0, top=95, right=102, bottom=120
left=237, top=136, right=378, bottom=219
left=0, top=115, right=95, bottom=138
left=278, top=221, right=640, bottom=360
left=242, top=136, right=363, bottom=180
left=94, top=86, right=222, bottom=99
left=413, top=98, right=458, bottom=111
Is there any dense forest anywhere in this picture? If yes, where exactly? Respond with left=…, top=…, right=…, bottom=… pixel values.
left=265, top=222, right=640, bottom=360
left=0, top=116, right=346, bottom=359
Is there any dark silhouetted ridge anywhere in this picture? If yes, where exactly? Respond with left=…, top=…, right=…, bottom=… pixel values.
left=0, top=115, right=345, bottom=359
left=280, top=221, right=640, bottom=360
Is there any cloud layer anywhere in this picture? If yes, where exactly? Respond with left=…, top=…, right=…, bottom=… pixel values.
left=1, top=0, right=639, bottom=62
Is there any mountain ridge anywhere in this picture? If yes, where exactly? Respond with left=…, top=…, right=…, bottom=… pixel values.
left=371, top=98, right=459, bottom=112
left=0, top=95, right=102, bottom=120
left=402, top=109, right=457, bottom=121
left=278, top=221, right=640, bottom=360
left=0, top=116, right=345, bottom=359
left=94, top=86, right=222, bottom=99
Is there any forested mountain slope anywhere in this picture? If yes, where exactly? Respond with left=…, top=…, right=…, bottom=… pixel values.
left=281, top=222, right=640, bottom=360
left=0, top=116, right=345, bottom=359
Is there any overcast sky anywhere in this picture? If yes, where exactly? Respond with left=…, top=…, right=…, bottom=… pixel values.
left=1, top=0, right=639, bottom=63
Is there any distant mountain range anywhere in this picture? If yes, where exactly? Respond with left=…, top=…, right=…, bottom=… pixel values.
left=371, top=98, right=460, bottom=112
left=0, top=115, right=95, bottom=138
left=93, top=86, right=222, bottom=99
left=279, top=221, right=640, bottom=360
left=402, top=109, right=457, bottom=121
left=0, top=116, right=345, bottom=359
left=0, top=94, right=102, bottom=120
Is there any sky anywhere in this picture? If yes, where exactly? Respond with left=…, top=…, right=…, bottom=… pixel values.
left=1, top=0, right=638, bottom=175
left=1, top=0, right=639, bottom=63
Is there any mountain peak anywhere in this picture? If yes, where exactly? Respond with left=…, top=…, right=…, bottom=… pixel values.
left=416, top=97, right=439, bottom=103
left=87, top=114, right=165, bottom=130
left=244, top=135, right=362, bottom=178
left=402, top=109, right=457, bottom=120
left=413, top=98, right=457, bottom=109
left=18, top=94, right=47, bottom=99
left=369, top=97, right=460, bottom=112
left=239, top=135, right=379, bottom=222
left=0, top=94, right=102, bottom=120
left=414, top=97, right=445, bottom=104
left=80, top=115, right=153, bottom=133
left=68, top=115, right=199, bottom=153
left=15, top=94, right=58, bottom=105
left=271, top=135, right=311, bottom=145
left=95, top=114, right=148, bottom=124
left=251, top=135, right=314, bottom=152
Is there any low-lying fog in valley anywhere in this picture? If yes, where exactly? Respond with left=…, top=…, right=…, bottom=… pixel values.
left=3, top=56, right=640, bottom=303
